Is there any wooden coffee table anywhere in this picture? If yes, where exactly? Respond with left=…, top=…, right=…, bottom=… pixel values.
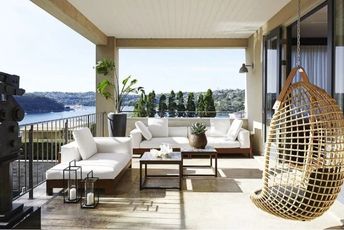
left=181, top=146, right=218, bottom=177
left=139, top=152, right=183, bottom=190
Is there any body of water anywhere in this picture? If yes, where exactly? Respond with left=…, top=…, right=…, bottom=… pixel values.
left=20, top=106, right=96, bottom=125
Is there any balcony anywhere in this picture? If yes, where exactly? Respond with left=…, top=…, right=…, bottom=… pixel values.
left=2, top=0, right=344, bottom=229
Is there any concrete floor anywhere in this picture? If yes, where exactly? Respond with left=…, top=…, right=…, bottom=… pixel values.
left=16, top=156, right=344, bottom=230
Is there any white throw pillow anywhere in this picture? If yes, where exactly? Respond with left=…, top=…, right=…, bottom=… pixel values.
left=73, top=128, right=97, bottom=160
left=227, top=119, right=243, bottom=141
left=135, top=121, right=152, bottom=140
left=209, top=118, right=231, bottom=137
left=148, top=118, right=168, bottom=137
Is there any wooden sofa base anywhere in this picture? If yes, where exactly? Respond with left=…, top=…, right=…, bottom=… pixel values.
left=133, top=148, right=252, bottom=158
left=46, top=161, right=131, bottom=196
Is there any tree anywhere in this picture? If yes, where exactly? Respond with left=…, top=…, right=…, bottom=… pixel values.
left=204, top=89, right=216, bottom=117
left=176, top=91, right=186, bottom=117
left=133, top=90, right=147, bottom=117
left=146, top=90, right=156, bottom=117
left=186, top=92, right=196, bottom=117
left=196, top=94, right=205, bottom=117
left=168, top=90, right=177, bottom=117
left=158, top=94, right=168, bottom=117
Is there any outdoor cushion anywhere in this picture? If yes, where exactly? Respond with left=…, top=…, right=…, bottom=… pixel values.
left=72, top=128, right=97, bottom=160
left=206, top=137, right=241, bottom=148
left=227, top=119, right=243, bottom=141
left=135, top=121, right=152, bottom=140
left=168, top=127, right=188, bottom=137
left=148, top=118, right=168, bottom=137
left=209, top=118, right=231, bottom=137
left=46, top=152, right=130, bottom=180
left=140, top=137, right=190, bottom=149
left=60, top=141, right=81, bottom=163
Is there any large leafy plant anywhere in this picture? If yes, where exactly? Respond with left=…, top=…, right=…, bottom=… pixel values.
left=95, top=58, right=143, bottom=112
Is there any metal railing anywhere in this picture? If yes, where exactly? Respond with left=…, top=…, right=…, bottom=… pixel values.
left=12, top=112, right=104, bottom=200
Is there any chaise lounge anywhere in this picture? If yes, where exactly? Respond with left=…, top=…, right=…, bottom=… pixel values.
left=45, top=128, right=132, bottom=195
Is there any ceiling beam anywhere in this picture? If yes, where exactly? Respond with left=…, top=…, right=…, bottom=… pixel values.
left=31, top=0, right=107, bottom=45
left=116, top=39, right=248, bottom=48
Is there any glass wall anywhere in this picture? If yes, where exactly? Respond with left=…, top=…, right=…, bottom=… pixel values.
left=263, top=28, right=281, bottom=141
left=334, top=0, right=344, bottom=110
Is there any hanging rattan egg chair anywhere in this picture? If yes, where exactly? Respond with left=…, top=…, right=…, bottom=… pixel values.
left=251, top=67, right=344, bottom=221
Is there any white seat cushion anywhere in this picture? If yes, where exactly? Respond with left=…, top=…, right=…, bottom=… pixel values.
left=168, top=127, right=188, bottom=137
left=46, top=152, right=130, bottom=180
left=209, top=118, right=231, bottom=137
left=135, top=121, right=152, bottom=140
left=206, top=137, right=241, bottom=148
left=73, top=128, right=97, bottom=160
left=140, top=137, right=190, bottom=149
left=227, top=119, right=243, bottom=141
left=148, top=118, right=168, bottom=137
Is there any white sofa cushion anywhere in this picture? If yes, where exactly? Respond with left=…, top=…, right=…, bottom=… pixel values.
left=148, top=118, right=168, bottom=137
left=60, top=141, right=81, bottom=163
left=237, top=128, right=250, bottom=148
left=168, top=127, right=188, bottom=137
left=135, top=121, right=152, bottom=140
left=227, top=119, right=243, bottom=141
left=206, top=137, right=241, bottom=148
left=140, top=137, right=190, bottom=149
left=46, top=152, right=130, bottom=180
left=72, top=128, right=97, bottom=160
left=209, top=118, right=231, bottom=137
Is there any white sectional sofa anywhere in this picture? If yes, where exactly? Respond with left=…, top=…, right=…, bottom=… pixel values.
left=130, top=118, right=251, bottom=157
left=46, top=128, right=132, bottom=195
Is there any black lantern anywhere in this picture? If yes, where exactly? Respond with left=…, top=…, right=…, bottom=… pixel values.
left=63, top=160, right=82, bottom=203
left=81, top=170, right=99, bottom=209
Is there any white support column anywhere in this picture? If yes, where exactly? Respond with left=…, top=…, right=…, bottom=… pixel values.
left=95, top=37, right=119, bottom=136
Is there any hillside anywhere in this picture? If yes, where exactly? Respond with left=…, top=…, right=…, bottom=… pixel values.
left=15, top=94, right=65, bottom=113
left=23, top=89, right=245, bottom=113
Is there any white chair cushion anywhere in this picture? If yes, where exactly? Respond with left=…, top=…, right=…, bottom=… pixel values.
left=140, top=137, right=190, bottom=149
left=227, top=119, right=243, bottom=141
left=46, top=152, right=131, bottom=180
left=206, top=137, right=241, bottom=148
left=168, top=127, right=188, bottom=137
left=135, top=121, right=152, bottom=140
left=209, top=118, right=231, bottom=137
left=148, top=118, right=168, bottom=137
left=73, top=128, right=97, bottom=160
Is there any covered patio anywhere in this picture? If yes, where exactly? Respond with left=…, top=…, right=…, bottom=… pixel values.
left=5, top=0, right=344, bottom=229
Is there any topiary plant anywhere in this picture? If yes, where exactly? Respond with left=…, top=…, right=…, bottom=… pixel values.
left=190, top=122, right=207, bottom=135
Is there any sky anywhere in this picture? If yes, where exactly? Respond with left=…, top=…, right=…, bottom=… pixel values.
left=0, top=1, right=246, bottom=94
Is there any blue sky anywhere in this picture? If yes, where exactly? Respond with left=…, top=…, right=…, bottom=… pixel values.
left=0, top=1, right=245, bottom=93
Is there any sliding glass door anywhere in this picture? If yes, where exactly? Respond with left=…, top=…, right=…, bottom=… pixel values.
left=263, top=28, right=282, bottom=142
left=334, top=0, right=344, bottom=110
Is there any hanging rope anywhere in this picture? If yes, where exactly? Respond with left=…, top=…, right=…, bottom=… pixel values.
left=296, top=0, right=301, bottom=67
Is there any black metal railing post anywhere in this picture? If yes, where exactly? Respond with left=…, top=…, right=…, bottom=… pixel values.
left=64, top=120, right=68, bottom=144
left=87, top=114, right=90, bottom=128
left=28, top=125, right=33, bottom=199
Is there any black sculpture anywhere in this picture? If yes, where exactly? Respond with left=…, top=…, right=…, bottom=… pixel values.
left=0, top=72, right=40, bottom=229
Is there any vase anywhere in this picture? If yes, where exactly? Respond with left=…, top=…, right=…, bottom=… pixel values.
left=188, top=133, right=207, bottom=149
left=107, top=113, right=127, bottom=137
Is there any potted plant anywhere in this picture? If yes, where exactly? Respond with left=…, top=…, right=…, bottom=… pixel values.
left=189, top=122, right=207, bottom=149
left=95, top=58, right=143, bottom=136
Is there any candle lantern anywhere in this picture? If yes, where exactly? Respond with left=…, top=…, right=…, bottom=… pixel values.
left=81, top=170, right=99, bottom=209
left=63, top=160, right=82, bottom=203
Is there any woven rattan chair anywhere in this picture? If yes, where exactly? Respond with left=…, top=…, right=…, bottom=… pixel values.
left=251, top=67, right=344, bottom=221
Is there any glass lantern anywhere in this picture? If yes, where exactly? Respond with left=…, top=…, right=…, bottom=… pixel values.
left=63, top=160, right=82, bottom=203
left=81, top=170, right=99, bottom=209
